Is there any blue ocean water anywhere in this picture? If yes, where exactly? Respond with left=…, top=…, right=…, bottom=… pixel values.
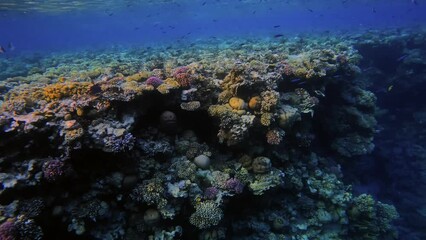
left=0, top=1, right=426, bottom=240
left=0, top=0, right=425, bottom=52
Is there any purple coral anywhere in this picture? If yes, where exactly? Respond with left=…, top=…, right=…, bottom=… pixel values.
left=42, top=159, right=66, bottom=182
left=0, top=219, right=17, bottom=240
left=146, top=76, right=164, bottom=88
left=105, top=132, right=135, bottom=153
left=0, top=217, right=42, bottom=240
left=225, top=178, right=245, bottom=194
left=204, top=187, right=219, bottom=200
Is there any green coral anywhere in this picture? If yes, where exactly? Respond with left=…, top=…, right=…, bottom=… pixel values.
left=348, top=194, right=399, bottom=240
left=249, top=169, right=284, bottom=195
left=132, top=178, right=167, bottom=209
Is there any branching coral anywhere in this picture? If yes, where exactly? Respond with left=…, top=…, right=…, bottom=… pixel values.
left=189, top=201, right=223, bottom=229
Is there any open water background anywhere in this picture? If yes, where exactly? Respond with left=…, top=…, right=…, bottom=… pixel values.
left=0, top=0, right=425, bottom=52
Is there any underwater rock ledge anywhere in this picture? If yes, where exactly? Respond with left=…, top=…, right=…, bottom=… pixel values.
left=0, top=30, right=407, bottom=240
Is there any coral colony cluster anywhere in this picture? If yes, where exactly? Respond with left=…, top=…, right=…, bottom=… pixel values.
left=4, top=28, right=422, bottom=240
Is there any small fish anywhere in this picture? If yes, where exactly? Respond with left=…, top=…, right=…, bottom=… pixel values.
left=274, top=34, right=284, bottom=38
left=0, top=46, right=5, bottom=54
left=291, top=78, right=302, bottom=83
left=397, top=55, right=408, bottom=61
left=362, top=67, right=374, bottom=72
left=412, top=0, right=418, bottom=5
left=307, top=8, right=314, bottom=12
left=252, top=11, right=256, bottom=14
left=273, top=25, right=281, bottom=28
left=202, top=1, right=206, bottom=6
left=314, top=90, right=325, bottom=97
left=387, top=85, right=393, bottom=92
left=134, top=27, right=140, bottom=31
left=297, top=81, right=307, bottom=85
left=372, top=8, right=376, bottom=13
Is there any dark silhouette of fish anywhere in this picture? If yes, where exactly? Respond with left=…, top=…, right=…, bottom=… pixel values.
left=307, top=8, right=314, bottom=12
left=274, top=34, right=284, bottom=38
left=7, top=42, right=14, bottom=51
left=0, top=45, right=5, bottom=54
left=412, top=0, right=418, bottom=5
left=397, top=55, right=408, bottom=61
left=202, top=1, right=206, bottom=6
left=273, top=25, right=281, bottom=28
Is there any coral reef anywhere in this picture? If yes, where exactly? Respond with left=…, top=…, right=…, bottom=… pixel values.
left=0, top=30, right=406, bottom=239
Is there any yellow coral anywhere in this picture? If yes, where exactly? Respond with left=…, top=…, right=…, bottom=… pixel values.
left=260, top=90, right=279, bottom=112
left=125, top=71, right=151, bottom=82
left=208, top=104, right=232, bottom=117
left=260, top=112, right=273, bottom=126
left=156, top=78, right=180, bottom=95
left=43, top=82, right=92, bottom=102
left=218, top=90, right=233, bottom=104
left=122, top=81, right=145, bottom=95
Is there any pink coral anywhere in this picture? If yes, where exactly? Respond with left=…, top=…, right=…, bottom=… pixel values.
left=42, top=159, right=66, bottom=182
left=266, top=129, right=285, bottom=145
left=146, top=76, right=164, bottom=88
left=173, top=66, right=192, bottom=87
left=282, top=62, right=294, bottom=76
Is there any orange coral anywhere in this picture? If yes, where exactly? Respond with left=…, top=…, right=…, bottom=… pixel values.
left=248, top=96, right=261, bottom=110
left=229, top=97, right=246, bottom=110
